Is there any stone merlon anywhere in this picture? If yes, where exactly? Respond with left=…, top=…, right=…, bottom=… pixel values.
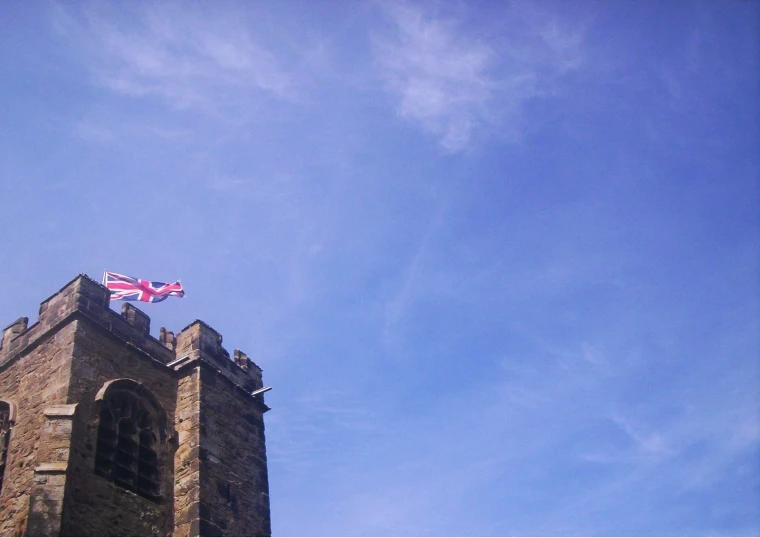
left=0, top=274, right=267, bottom=404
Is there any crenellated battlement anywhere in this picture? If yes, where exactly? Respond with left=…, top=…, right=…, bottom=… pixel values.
left=0, top=274, right=266, bottom=397
left=0, top=274, right=172, bottom=368
left=174, top=319, right=265, bottom=393
left=1, top=317, right=28, bottom=351
left=121, top=303, right=151, bottom=336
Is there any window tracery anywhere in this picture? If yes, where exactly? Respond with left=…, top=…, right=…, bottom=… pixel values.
left=94, top=385, right=162, bottom=501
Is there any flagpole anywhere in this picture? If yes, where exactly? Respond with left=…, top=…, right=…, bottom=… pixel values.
left=102, top=270, right=111, bottom=304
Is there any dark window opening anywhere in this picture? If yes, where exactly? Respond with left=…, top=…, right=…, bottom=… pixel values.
left=95, top=389, right=161, bottom=501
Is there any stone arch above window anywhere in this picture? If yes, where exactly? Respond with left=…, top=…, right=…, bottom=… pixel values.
left=94, top=379, right=166, bottom=502
left=0, top=400, right=16, bottom=494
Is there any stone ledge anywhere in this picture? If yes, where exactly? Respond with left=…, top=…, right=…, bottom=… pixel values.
left=175, top=358, right=271, bottom=413
left=43, top=404, right=77, bottom=418
left=34, top=462, right=68, bottom=473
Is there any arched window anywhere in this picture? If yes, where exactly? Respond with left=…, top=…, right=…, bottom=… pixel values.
left=94, top=381, right=165, bottom=502
left=0, top=400, right=14, bottom=494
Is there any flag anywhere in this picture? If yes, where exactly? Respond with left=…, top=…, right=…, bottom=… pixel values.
left=104, top=271, right=185, bottom=303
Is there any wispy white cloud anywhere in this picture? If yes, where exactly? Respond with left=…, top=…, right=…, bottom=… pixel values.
left=328, top=321, right=759, bottom=536
left=373, top=3, right=494, bottom=152
left=373, top=2, right=586, bottom=152
left=382, top=184, right=451, bottom=349
left=52, top=3, right=295, bottom=114
left=381, top=221, right=434, bottom=346
left=607, top=412, right=675, bottom=459
left=544, top=405, right=759, bottom=534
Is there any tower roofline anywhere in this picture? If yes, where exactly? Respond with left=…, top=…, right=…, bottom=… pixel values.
left=1, top=275, right=265, bottom=392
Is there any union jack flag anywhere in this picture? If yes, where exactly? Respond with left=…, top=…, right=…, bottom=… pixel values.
left=104, top=271, right=185, bottom=303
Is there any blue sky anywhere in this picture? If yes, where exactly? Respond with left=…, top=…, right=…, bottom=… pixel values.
left=0, top=0, right=758, bottom=535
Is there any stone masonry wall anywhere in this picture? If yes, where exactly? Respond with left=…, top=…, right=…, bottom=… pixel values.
left=174, top=367, right=201, bottom=536
left=198, top=366, right=271, bottom=536
left=0, top=276, right=86, bottom=537
left=27, top=403, right=78, bottom=536
left=62, top=316, right=178, bottom=536
left=174, top=321, right=271, bottom=537
left=0, top=275, right=272, bottom=537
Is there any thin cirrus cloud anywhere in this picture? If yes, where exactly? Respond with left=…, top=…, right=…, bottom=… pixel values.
left=372, top=3, right=585, bottom=152
left=52, top=4, right=295, bottom=114
left=53, top=1, right=587, bottom=153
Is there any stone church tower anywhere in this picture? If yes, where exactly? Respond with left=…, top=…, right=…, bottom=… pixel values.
left=0, top=275, right=271, bottom=536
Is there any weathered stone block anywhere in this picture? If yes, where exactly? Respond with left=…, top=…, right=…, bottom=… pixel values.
left=121, top=303, right=151, bottom=336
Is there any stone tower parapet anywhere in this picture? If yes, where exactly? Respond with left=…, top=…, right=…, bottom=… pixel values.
left=0, top=274, right=271, bottom=537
